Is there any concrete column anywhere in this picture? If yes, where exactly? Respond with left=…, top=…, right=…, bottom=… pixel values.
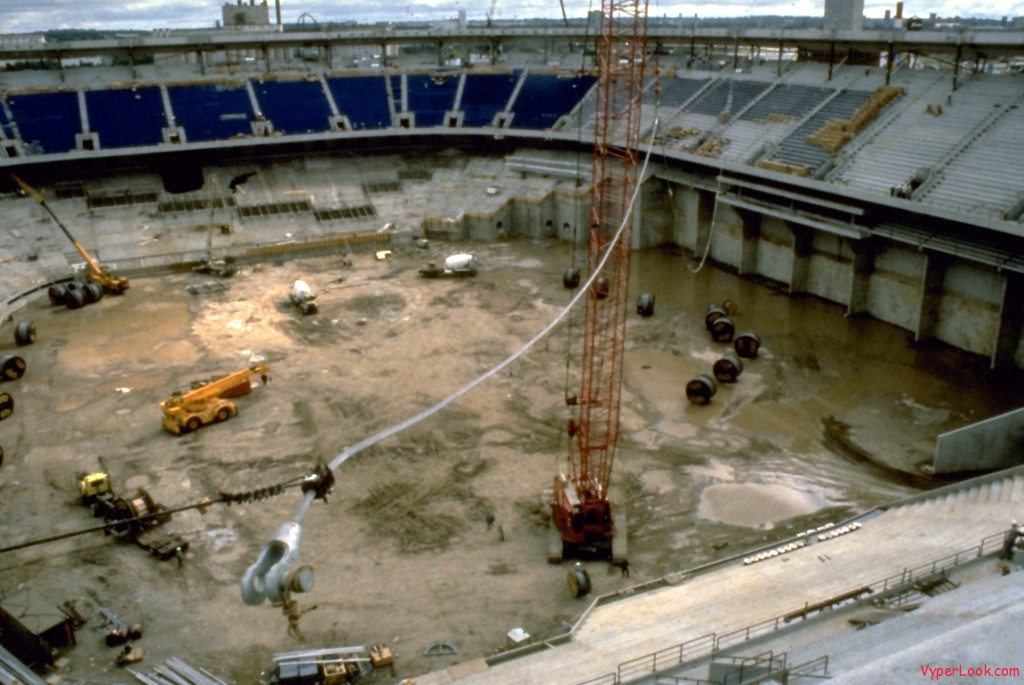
left=738, top=209, right=761, bottom=277
left=694, top=190, right=714, bottom=259
left=914, top=252, right=946, bottom=342
left=788, top=224, right=812, bottom=294
left=847, top=238, right=876, bottom=316
left=672, top=187, right=699, bottom=251
left=992, top=272, right=1024, bottom=369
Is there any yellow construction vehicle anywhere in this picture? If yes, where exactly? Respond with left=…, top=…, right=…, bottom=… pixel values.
left=160, top=358, right=270, bottom=434
left=12, top=174, right=129, bottom=295
left=80, top=472, right=116, bottom=516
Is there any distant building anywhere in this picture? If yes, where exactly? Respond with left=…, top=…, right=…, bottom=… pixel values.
left=0, top=33, right=45, bottom=49
left=222, top=0, right=270, bottom=28
left=824, top=0, right=864, bottom=31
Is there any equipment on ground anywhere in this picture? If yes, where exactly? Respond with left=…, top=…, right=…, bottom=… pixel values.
left=550, top=0, right=647, bottom=595
left=13, top=175, right=129, bottom=295
left=77, top=471, right=188, bottom=561
left=419, top=253, right=478, bottom=278
left=272, top=645, right=374, bottom=684
left=193, top=254, right=238, bottom=278
left=116, top=645, right=145, bottom=666
left=290, top=280, right=319, bottom=315
left=80, top=472, right=117, bottom=517
left=160, top=358, right=269, bottom=434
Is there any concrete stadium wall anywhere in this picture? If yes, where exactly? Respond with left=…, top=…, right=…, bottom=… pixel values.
left=2, top=152, right=1021, bottom=372
left=635, top=172, right=1024, bottom=370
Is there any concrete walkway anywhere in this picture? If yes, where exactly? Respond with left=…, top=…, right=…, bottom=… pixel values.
left=415, top=466, right=1024, bottom=684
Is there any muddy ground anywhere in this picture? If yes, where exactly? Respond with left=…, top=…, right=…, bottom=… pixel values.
left=1, top=238, right=1021, bottom=684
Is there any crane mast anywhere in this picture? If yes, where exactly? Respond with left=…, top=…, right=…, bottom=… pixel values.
left=552, top=0, right=648, bottom=567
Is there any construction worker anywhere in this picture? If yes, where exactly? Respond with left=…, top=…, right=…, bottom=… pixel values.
left=998, top=520, right=1020, bottom=561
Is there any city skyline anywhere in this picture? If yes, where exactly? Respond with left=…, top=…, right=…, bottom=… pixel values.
left=0, top=0, right=1019, bottom=35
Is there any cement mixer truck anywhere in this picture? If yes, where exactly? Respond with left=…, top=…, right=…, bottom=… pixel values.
left=289, top=280, right=318, bottom=315
left=418, top=253, right=478, bottom=278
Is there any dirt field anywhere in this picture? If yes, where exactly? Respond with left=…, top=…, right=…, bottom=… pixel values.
left=1, top=237, right=1021, bottom=684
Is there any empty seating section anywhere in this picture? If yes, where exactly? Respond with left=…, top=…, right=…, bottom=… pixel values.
left=326, top=76, right=391, bottom=130
left=920, top=98, right=1024, bottom=217
left=404, top=73, right=459, bottom=127
left=655, top=77, right=710, bottom=107
left=771, top=89, right=873, bottom=172
left=460, top=72, right=519, bottom=127
left=85, top=86, right=166, bottom=149
left=511, top=73, right=597, bottom=130
left=689, top=79, right=769, bottom=117
left=252, top=80, right=332, bottom=134
left=739, top=84, right=832, bottom=123
left=3, top=67, right=1023, bottom=223
left=8, top=91, right=81, bottom=154
left=168, top=83, right=254, bottom=142
left=835, top=76, right=1018, bottom=200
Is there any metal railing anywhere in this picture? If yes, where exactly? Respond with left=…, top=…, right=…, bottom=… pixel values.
left=572, top=528, right=1007, bottom=685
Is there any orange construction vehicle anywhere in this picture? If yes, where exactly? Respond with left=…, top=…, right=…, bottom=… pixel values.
left=12, top=175, right=129, bottom=295
left=160, top=358, right=269, bottom=434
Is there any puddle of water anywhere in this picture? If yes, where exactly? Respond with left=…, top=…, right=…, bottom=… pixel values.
left=687, top=461, right=736, bottom=483
left=698, top=482, right=832, bottom=529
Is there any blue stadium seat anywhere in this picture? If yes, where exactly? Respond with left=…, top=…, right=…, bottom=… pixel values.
left=252, top=79, right=332, bottom=134
left=511, top=73, right=597, bottom=130
left=326, top=76, right=392, bottom=130
left=404, top=73, right=460, bottom=127
left=167, top=83, right=255, bottom=143
left=772, top=89, right=873, bottom=171
left=740, top=84, right=833, bottom=122
left=655, top=78, right=710, bottom=108
left=690, top=80, right=770, bottom=117
left=7, top=91, right=81, bottom=154
left=85, top=86, right=166, bottom=149
left=460, top=72, right=520, bottom=127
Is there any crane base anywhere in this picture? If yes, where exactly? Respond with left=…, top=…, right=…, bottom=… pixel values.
left=547, top=525, right=564, bottom=564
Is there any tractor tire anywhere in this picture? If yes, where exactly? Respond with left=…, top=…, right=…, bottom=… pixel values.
left=636, top=293, right=655, bottom=317
left=686, top=374, right=717, bottom=405
left=0, top=392, right=13, bottom=420
left=1, top=356, right=26, bottom=382
left=186, top=417, right=202, bottom=432
left=64, top=288, right=87, bottom=310
left=83, top=282, right=104, bottom=304
left=215, top=407, right=231, bottom=422
left=713, top=354, right=743, bottom=383
left=735, top=331, right=762, bottom=359
left=48, top=284, right=68, bottom=306
left=14, top=321, right=36, bottom=346
left=562, top=267, right=580, bottom=289
left=567, top=567, right=592, bottom=598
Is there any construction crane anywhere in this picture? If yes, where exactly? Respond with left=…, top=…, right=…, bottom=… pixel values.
left=550, top=0, right=649, bottom=596
left=160, top=358, right=270, bottom=434
left=12, top=175, right=130, bottom=295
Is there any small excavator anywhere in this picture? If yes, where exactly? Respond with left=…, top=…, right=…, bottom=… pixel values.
left=12, top=175, right=130, bottom=295
left=160, top=358, right=269, bottom=434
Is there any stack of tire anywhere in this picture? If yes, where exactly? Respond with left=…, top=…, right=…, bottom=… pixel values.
left=1, top=321, right=33, bottom=467
left=687, top=300, right=762, bottom=405
left=48, top=281, right=104, bottom=309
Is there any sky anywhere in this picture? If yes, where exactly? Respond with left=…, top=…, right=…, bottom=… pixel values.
left=0, top=0, right=1017, bottom=34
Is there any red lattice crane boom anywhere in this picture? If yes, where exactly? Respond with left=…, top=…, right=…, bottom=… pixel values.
left=551, top=0, right=649, bottom=571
